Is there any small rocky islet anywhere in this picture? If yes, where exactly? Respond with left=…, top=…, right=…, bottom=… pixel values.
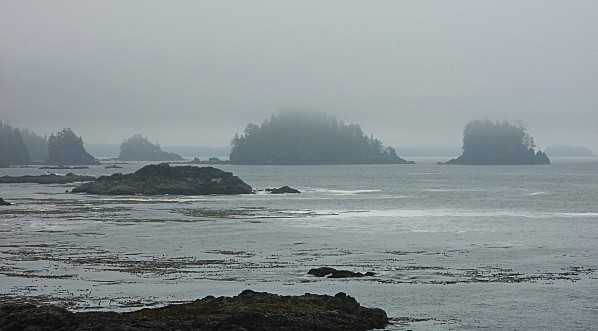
left=69, top=163, right=300, bottom=196
left=71, top=163, right=253, bottom=195
left=0, top=290, right=389, bottom=331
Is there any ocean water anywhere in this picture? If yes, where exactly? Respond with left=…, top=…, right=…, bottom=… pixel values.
left=1, top=159, right=597, bottom=330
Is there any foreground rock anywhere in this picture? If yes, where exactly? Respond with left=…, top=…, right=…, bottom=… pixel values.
left=0, top=198, right=11, bottom=206
left=308, top=267, right=376, bottom=278
left=0, top=290, right=389, bottom=330
left=266, top=185, right=301, bottom=194
left=72, top=163, right=253, bottom=195
left=0, top=173, right=96, bottom=184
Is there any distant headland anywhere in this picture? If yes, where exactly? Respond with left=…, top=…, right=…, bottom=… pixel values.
left=441, top=120, right=550, bottom=165
left=544, top=145, right=594, bottom=157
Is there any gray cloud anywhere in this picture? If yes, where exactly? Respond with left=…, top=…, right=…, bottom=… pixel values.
left=1, top=1, right=597, bottom=151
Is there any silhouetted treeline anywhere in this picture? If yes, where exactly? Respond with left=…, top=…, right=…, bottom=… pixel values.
left=21, top=129, right=48, bottom=162
left=230, top=112, right=413, bottom=165
left=118, top=134, right=183, bottom=161
left=443, top=119, right=550, bottom=165
left=0, top=121, right=30, bottom=166
left=46, top=128, right=99, bottom=165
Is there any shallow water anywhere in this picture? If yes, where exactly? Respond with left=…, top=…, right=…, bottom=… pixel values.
left=1, top=159, right=597, bottom=330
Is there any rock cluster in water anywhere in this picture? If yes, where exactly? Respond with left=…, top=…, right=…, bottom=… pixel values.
left=0, top=290, right=389, bottom=330
left=0, top=173, right=96, bottom=184
left=308, top=267, right=376, bottom=278
left=266, top=185, right=301, bottom=194
left=71, top=163, right=253, bottom=195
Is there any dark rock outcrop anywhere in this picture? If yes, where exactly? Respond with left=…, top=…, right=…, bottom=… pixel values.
left=0, top=173, right=95, bottom=184
left=308, top=267, right=376, bottom=278
left=0, top=198, right=11, bottom=206
left=308, top=267, right=338, bottom=277
left=266, top=186, right=300, bottom=194
left=71, top=163, right=253, bottom=195
left=0, top=291, right=389, bottom=331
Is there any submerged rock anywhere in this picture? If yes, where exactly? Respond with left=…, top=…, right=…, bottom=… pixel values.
left=308, top=267, right=376, bottom=278
left=0, top=173, right=95, bottom=184
left=0, top=291, right=389, bottom=330
left=266, top=186, right=300, bottom=194
left=71, top=163, right=253, bottom=195
left=308, top=267, right=338, bottom=277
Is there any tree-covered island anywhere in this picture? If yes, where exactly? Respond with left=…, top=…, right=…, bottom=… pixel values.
left=442, top=119, right=550, bottom=165
left=118, top=134, right=183, bottom=161
left=0, top=121, right=50, bottom=166
left=46, top=128, right=100, bottom=165
left=0, top=121, right=30, bottom=166
left=230, top=112, right=413, bottom=165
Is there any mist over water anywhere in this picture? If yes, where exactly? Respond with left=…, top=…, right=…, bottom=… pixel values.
left=1, top=1, right=597, bottom=151
left=1, top=1, right=598, bottom=329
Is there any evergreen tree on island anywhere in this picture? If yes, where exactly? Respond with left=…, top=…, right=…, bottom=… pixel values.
left=230, top=111, right=413, bottom=165
left=118, top=134, right=183, bottom=161
left=46, top=128, right=99, bottom=165
left=442, top=119, right=550, bottom=165
left=0, top=121, right=30, bottom=166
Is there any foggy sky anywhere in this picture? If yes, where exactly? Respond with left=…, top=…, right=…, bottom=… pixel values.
left=1, top=1, right=597, bottom=152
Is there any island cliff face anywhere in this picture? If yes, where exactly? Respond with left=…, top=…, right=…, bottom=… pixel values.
left=230, top=111, right=413, bottom=165
left=443, top=120, right=550, bottom=165
left=71, top=163, right=252, bottom=195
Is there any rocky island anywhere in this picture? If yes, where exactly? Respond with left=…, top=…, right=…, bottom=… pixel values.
left=0, top=290, right=389, bottom=330
left=442, top=120, right=550, bottom=165
left=71, top=163, right=253, bottom=195
left=230, top=111, right=413, bottom=165
left=46, top=128, right=100, bottom=165
left=118, top=134, right=184, bottom=161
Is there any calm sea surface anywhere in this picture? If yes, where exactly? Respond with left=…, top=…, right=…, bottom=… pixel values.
left=1, top=158, right=597, bottom=330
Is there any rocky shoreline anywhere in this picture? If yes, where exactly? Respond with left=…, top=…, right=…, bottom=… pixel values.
left=0, top=173, right=96, bottom=184
left=71, top=163, right=253, bottom=195
left=0, top=290, right=389, bottom=331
